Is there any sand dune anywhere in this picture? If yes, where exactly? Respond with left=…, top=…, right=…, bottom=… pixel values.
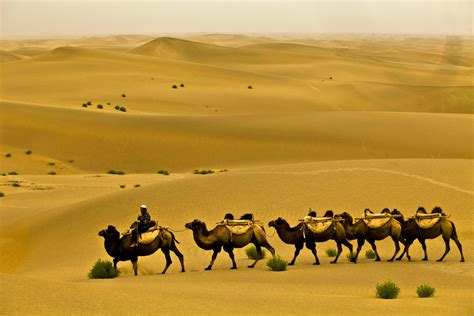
left=0, top=50, right=23, bottom=63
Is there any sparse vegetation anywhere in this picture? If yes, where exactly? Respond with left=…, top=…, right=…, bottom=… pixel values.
left=157, top=170, right=170, bottom=176
left=121, top=94, right=126, bottom=98
left=193, top=169, right=214, bottom=175
left=119, top=184, right=126, bottom=189
left=11, top=182, right=20, bottom=187
left=114, top=105, right=120, bottom=110
left=172, top=85, right=178, bottom=89
left=97, top=104, right=103, bottom=109
left=326, top=248, right=337, bottom=257
left=218, top=169, right=229, bottom=173
left=82, top=103, right=88, bottom=108
left=68, top=160, right=74, bottom=163
left=0, top=192, right=4, bottom=197
left=107, top=170, right=126, bottom=175
left=47, top=162, right=55, bottom=166
left=248, top=85, right=253, bottom=89
left=417, top=284, right=435, bottom=298
left=266, top=256, right=288, bottom=271
left=47, top=171, right=57, bottom=175
left=119, top=106, right=127, bottom=112
left=5, top=153, right=11, bottom=158
left=7, top=171, right=18, bottom=175
left=365, top=249, right=376, bottom=259
left=25, top=150, right=32, bottom=155
left=376, top=281, right=400, bottom=299
left=329, top=77, right=333, bottom=80
left=180, top=84, right=184, bottom=88
left=88, top=259, right=120, bottom=279
left=246, top=246, right=266, bottom=260
left=107, top=102, right=111, bottom=105
left=346, top=252, right=356, bottom=261
left=87, top=101, right=92, bottom=105
left=134, top=184, right=141, bottom=188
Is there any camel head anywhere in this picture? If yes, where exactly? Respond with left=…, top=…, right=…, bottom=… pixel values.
left=185, top=219, right=203, bottom=231
left=98, top=225, right=120, bottom=239
left=268, top=217, right=287, bottom=228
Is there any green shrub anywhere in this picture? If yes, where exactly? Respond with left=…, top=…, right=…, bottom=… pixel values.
left=376, top=281, right=400, bottom=299
left=329, top=77, right=333, bottom=80
left=119, top=184, right=126, bottom=188
left=246, top=246, right=266, bottom=260
left=11, top=182, right=20, bottom=187
left=417, top=284, right=435, bottom=298
left=366, top=249, right=376, bottom=259
left=248, top=85, right=253, bottom=89
left=122, top=94, right=126, bottom=98
left=0, top=192, right=4, bottom=197
left=326, top=248, right=337, bottom=257
left=5, top=153, right=11, bottom=158
left=88, top=259, right=120, bottom=279
left=134, top=184, right=141, bottom=188
left=157, top=170, right=170, bottom=176
left=47, top=162, right=55, bottom=166
left=172, top=85, right=178, bottom=89
left=25, top=150, right=32, bottom=155
left=219, top=169, right=229, bottom=173
left=266, top=256, right=287, bottom=271
left=82, top=103, right=88, bottom=107
left=193, top=169, right=214, bottom=175
left=119, top=106, right=127, bottom=112
left=1, top=173, right=6, bottom=176
left=97, top=104, right=103, bottom=109
left=87, top=101, right=92, bottom=105
left=180, top=84, right=184, bottom=87
left=107, top=102, right=111, bottom=105
left=47, top=171, right=56, bottom=175
left=114, top=105, right=120, bottom=110
left=8, top=171, right=18, bottom=175
left=107, top=170, right=126, bottom=175
left=346, top=252, right=356, bottom=261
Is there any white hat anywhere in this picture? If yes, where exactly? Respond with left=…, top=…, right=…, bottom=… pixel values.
left=140, top=204, right=147, bottom=209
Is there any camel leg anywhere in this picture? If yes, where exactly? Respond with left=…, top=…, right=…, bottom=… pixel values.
left=342, top=239, right=354, bottom=263
left=289, top=241, right=304, bottom=265
left=367, top=239, right=381, bottom=261
left=171, top=243, right=186, bottom=272
left=248, top=245, right=263, bottom=268
left=307, top=241, right=320, bottom=265
left=160, top=248, right=172, bottom=274
left=261, top=241, right=276, bottom=259
left=132, top=259, right=138, bottom=276
left=397, top=238, right=412, bottom=261
left=353, top=238, right=365, bottom=263
left=205, top=248, right=221, bottom=271
left=437, top=236, right=451, bottom=262
left=223, top=245, right=237, bottom=269
left=331, top=242, right=343, bottom=264
left=388, top=236, right=400, bottom=262
left=452, top=236, right=465, bottom=262
left=113, top=258, right=119, bottom=270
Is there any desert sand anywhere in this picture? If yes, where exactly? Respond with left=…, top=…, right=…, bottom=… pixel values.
left=0, top=34, right=473, bottom=315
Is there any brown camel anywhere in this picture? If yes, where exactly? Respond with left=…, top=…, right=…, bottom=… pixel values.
left=392, top=207, right=465, bottom=262
left=337, top=208, right=406, bottom=262
left=185, top=218, right=276, bottom=270
left=98, top=225, right=185, bottom=275
left=268, top=217, right=319, bottom=265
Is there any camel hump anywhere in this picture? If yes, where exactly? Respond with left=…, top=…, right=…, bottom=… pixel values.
left=240, top=213, right=254, bottom=221
left=431, top=206, right=445, bottom=215
left=381, top=208, right=391, bottom=214
left=224, top=213, right=235, bottom=220
left=323, top=210, right=334, bottom=218
left=417, top=206, right=427, bottom=214
left=307, top=210, right=317, bottom=217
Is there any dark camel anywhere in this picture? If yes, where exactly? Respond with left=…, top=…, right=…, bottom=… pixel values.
left=337, top=208, right=406, bottom=262
left=268, top=217, right=319, bottom=265
left=98, top=225, right=185, bottom=275
left=392, top=207, right=465, bottom=262
left=185, top=218, right=275, bottom=270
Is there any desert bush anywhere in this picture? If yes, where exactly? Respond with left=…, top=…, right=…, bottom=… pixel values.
left=329, top=77, right=333, bottom=80
left=68, top=160, right=74, bottom=163
left=8, top=171, right=18, bottom=175
left=366, top=249, right=376, bottom=259
left=47, top=162, right=55, bottom=166
left=122, top=94, right=126, bottom=98
left=88, top=259, right=120, bottom=279
left=219, top=169, right=229, bottom=173
left=47, top=171, right=56, bottom=175
left=119, top=184, right=126, bottom=188
left=107, top=102, right=111, bottom=105
left=87, top=101, right=92, bottom=105
left=119, top=106, right=127, bottom=112
left=246, top=246, right=266, bottom=260
left=172, top=85, right=178, bottom=89
left=180, top=84, right=184, bottom=87
left=193, top=169, right=214, bottom=175
left=25, top=150, right=32, bottom=155
left=266, top=256, right=287, bottom=271
left=376, top=281, right=400, bottom=299
left=157, top=170, right=170, bottom=176
left=416, top=284, right=435, bottom=298
left=346, top=252, right=356, bottom=261
left=0, top=192, right=4, bottom=197
left=82, top=103, right=88, bottom=107
left=114, top=105, right=120, bottom=110
left=134, top=184, right=141, bottom=188
left=11, top=182, right=20, bottom=187
left=326, top=248, right=337, bottom=257
left=248, top=85, right=253, bottom=89
left=107, top=170, right=126, bottom=175
left=5, top=153, right=11, bottom=158
left=97, top=104, right=103, bottom=109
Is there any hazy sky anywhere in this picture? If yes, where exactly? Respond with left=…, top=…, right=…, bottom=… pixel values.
left=1, top=0, right=472, bottom=38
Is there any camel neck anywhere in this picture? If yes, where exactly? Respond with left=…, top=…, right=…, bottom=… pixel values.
left=193, top=224, right=217, bottom=249
left=276, top=222, right=303, bottom=244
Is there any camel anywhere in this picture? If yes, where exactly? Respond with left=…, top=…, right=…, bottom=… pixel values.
left=184, top=218, right=275, bottom=270
left=337, top=208, right=406, bottom=262
left=268, top=217, right=319, bottom=265
left=392, top=207, right=465, bottom=262
left=98, top=225, right=185, bottom=275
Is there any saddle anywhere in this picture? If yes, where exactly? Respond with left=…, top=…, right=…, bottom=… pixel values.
left=363, top=213, right=391, bottom=229
left=221, top=219, right=253, bottom=235
left=122, top=224, right=161, bottom=244
left=415, top=211, right=442, bottom=229
left=304, top=216, right=334, bottom=234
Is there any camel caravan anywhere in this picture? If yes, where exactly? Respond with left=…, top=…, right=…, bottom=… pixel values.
left=98, top=206, right=464, bottom=275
